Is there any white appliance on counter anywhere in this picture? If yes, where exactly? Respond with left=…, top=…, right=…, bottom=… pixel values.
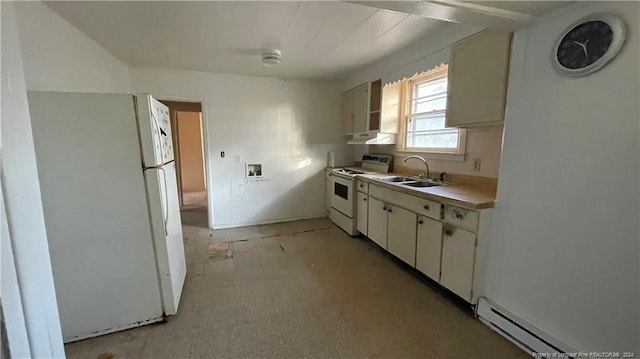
left=329, top=154, right=392, bottom=235
left=27, top=92, right=186, bottom=342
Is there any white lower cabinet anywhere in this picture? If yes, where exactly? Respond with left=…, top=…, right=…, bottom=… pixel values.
left=440, top=224, right=476, bottom=301
left=359, top=181, right=487, bottom=304
left=387, top=205, right=417, bottom=266
left=416, top=215, right=443, bottom=282
left=356, top=192, right=368, bottom=235
left=367, top=197, right=388, bottom=249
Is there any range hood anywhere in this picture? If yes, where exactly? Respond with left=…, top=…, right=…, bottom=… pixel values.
left=347, top=131, right=396, bottom=145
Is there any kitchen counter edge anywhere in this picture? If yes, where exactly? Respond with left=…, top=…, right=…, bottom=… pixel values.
left=355, top=174, right=496, bottom=210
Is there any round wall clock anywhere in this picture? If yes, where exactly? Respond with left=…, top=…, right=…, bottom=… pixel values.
left=552, top=13, right=626, bottom=77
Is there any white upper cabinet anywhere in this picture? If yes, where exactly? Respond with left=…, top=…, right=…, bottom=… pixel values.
left=352, top=83, right=368, bottom=133
left=341, top=83, right=368, bottom=135
left=341, top=90, right=354, bottom=134
left=446, top=31, right=512, bottom=128
left=379, top=81, right=400, bottom=134
left=342, top=80, right=400, bottom=138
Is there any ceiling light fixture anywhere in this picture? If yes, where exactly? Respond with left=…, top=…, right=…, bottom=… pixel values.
left=262, top=49, right=282, bottom=67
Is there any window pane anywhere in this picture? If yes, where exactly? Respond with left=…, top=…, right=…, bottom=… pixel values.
left=413, top=94, right=446, bottom=113
left=407, top=130, right=458, bottom=149
left=404, top=69, right=460, bottom=152
left=415, top=77, right=447, bottom=98
left=409, top=113, right=445, bottom=131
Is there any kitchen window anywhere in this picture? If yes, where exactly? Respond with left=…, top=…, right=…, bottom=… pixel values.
left=402, top=66, right=465, bottom=154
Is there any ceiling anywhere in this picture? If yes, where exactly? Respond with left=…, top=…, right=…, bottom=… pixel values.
left=45, top=1, right=447, bottom=80
left=45, top=1, right=571, bottom=81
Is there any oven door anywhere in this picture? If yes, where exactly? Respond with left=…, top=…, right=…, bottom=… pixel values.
left=330, top=174, right=354, bottom=218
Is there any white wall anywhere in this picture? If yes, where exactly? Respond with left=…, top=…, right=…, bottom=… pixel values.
left=14, top=1, right=130, bottom=93
left=486, top=1, right=639, bottom=352
left=343, top=22, right=504, bottom=178
left=1, top=2, right=65, bottom=357
left=131, top=68, right=350, bottom=228
left=365, top=125, right=504, bottom=178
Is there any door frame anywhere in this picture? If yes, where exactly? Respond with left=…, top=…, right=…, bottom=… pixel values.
left=157, top=96, right=213, bottom=229
left=162, top=102, right=201, bottom=208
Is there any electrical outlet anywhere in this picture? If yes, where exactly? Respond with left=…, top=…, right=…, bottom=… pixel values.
left=473, top=158, right=481, bottom=171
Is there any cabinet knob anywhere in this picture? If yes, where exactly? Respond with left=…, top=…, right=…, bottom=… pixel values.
left=423, top=205, right=430, bottom=210
left=444, top=230, right=453, bottom=236
left=363, top=198, right=367, bottom=201
left=418, top=220, right=424, bottom=224
left=388, top=209, right=392, bottom=213
left=383, top=206, right=387, bottom=210
left=360, top=184, right=364, bottom=188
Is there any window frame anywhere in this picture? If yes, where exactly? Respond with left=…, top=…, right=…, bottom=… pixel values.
left=399, top=66, right=466, bottom=156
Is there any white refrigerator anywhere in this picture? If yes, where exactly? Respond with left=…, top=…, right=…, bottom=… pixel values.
left=27, top=92, right=187, bottom=342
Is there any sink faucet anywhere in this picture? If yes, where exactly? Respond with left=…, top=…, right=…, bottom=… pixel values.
left=403, top=155, right=430, bottom=179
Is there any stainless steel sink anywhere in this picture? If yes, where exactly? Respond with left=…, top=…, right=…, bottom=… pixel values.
left=401, top=181, right=443, bottom=188
left=376, top=176, right=416, bottom=183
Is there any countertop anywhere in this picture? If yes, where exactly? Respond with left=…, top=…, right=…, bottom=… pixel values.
left=355, top=173, right=496, bottom=210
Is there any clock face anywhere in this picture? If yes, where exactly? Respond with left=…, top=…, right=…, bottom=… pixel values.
left=557, top=21, right=613, bottom=69
left=553, top=14, right=626, bottom=76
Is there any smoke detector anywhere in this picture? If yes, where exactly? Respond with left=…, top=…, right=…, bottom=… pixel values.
left=262, top=49, right=282, bottom=66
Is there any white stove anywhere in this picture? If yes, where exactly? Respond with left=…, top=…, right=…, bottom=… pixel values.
left=329, top=154, right=392, bottom=236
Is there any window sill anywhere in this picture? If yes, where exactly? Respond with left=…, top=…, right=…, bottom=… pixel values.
left=396, top=149, right=465, bottom=162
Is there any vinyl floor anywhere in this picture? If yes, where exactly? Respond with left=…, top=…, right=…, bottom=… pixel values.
left=65, top=215, right=528, bottom=359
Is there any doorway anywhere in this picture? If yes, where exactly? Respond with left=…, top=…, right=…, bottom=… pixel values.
left=160, top=100, right=208, bottom=228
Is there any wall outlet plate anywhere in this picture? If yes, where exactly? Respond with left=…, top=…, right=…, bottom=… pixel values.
left=473, top=159, right=481, bottom=171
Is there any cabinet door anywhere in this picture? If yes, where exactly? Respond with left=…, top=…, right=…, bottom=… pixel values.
left=387, top=205, right=417, bottom=266
left=446, top=31, right=512, bottom=127
left=367, top=197, right=388, bottom=249
left=352, top=83, right=368, bottom=133
left=356, top=192, right=368, bottom=235
left=440, top=225, right=476, bottom=301
left=416, top=216, right=443, bottom=281
left=380, top=82, right=400, bottom=134
left=341, top=90, right=354, bottom=134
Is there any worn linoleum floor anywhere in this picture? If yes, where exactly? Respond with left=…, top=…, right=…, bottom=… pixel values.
left=65, top=215, right=527, bottom=359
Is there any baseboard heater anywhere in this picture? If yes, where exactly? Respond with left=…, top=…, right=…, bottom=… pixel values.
left=476, top=298, right=576, bottom=357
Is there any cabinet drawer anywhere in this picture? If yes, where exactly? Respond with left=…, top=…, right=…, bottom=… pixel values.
left=414, top=197, right=441, bottom=220
left=443, top=205, right=479, bottom=232
left=369, top=184, right=441, bottom=220
left=356, top=180, right=369, bottom=194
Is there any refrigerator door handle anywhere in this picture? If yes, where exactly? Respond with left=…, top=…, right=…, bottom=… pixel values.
left=158, top=167, right=169, bottom=235
left=151, top=111, right=165, bottom=166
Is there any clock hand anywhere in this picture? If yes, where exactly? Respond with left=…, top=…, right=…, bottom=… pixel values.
left=582, top=39, right=590, bottom=61
left=573, top=41, right=589, bottom=61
